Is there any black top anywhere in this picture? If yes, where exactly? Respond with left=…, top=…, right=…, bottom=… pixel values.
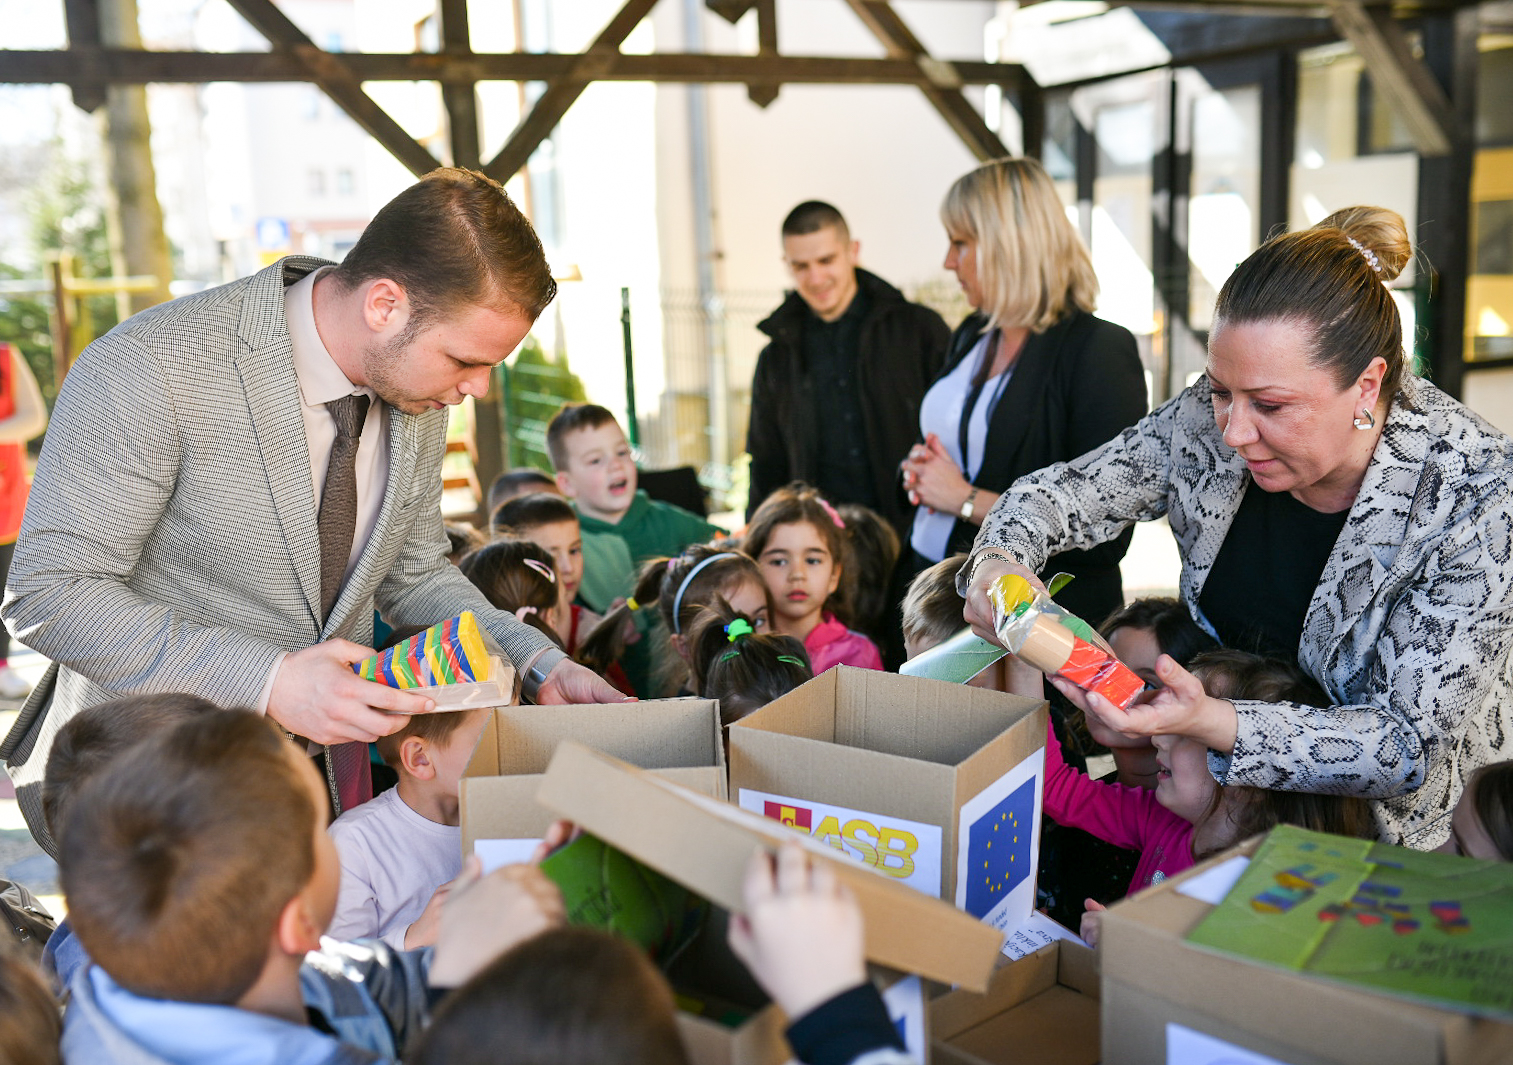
left=804, top=287, right=878, bottom=510
left=1200, top=482, right=1350, bottom=659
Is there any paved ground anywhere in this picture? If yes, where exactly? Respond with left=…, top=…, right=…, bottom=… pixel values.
left=0, top=518, right=1182, bottom=924
left=0, top=644, right=60, bottom=917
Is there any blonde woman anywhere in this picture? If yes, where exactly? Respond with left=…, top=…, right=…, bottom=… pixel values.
left=901, top=157, right=1146, bottom=625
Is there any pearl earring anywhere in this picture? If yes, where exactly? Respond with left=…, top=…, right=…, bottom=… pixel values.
left=1353, top=408, right=1376, bottom=431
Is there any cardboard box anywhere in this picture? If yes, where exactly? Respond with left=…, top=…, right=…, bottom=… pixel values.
left=1100, top=841, right=1513, bottom=1065
left=536, top=741, right=1005, bottom=1065
left=460, top=699, right=725, bottom=854
left=728, top=667, right=1046, bottom=920
left=931, top=940, right=1100, bottom=1065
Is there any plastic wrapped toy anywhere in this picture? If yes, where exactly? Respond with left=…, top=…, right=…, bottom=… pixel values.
left=352, top=612, right=515, bottom=710
left=988, top=575, right=1144, bottom=710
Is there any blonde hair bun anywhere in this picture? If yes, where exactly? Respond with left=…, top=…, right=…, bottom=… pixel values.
left=1315, top=206, right=1411, bottom=284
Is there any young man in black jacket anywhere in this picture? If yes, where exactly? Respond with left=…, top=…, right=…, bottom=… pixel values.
left=746, top=201, right=950, bottom=540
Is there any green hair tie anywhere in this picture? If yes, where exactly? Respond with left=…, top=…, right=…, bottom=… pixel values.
left=721, top=649, right=742, bottom=662
left=776, top=655, right=806, bottom=667
left=724, top=619, right=755, bottom=642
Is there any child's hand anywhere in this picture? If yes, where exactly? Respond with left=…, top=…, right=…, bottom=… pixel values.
left=531, top=820, right=578, bottom=862
left=727, top=842, right=867, bottom=1021
left=403, top=879, right=454, bottom=950
left=1079, top=899, right=1106, bottom=948
left=428, top=855, right=566, bottom=987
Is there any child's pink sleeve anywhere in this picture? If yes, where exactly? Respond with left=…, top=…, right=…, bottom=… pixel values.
left=1041, top=718, right=1170, bottom=854
left=849, top=632, right=884, bottom=671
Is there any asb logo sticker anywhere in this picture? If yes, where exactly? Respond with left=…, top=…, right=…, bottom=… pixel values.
left=739, top=789, right=943, bottom=898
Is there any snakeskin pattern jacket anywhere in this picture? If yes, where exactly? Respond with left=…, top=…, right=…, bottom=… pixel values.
left=969, top=374, right=1513, bottom=848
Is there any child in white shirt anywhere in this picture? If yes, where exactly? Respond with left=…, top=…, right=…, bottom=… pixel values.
left=327, top=706, right=491, bottom=950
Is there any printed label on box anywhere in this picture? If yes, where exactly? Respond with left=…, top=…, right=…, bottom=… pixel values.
left=881, top=974, right=926, bottom=1063
left=736, top=788, right=943, bottom=897
left=1166, top=1023, right=1297, bottom=1065
left=954, top=747, right=1044, bottom=932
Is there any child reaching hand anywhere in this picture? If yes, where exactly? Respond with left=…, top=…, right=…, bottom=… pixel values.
left=1049, top=649, right=1375, bottom=946
left=745, top=484, right=882, bottom=674
left=1438, top=760, right=1512, bottom=862
left=327, top=707, right=493, bottom=950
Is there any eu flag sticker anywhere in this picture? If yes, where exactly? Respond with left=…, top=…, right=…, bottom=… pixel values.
left=962, top=777, right=1037, bottom=919
left=955, top=746, right=1045, bottom=933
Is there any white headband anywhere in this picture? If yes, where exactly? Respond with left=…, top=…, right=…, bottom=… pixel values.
left=671, top=552, right=741, bottom=635
left=1345, top=235, right=1381, bottom=275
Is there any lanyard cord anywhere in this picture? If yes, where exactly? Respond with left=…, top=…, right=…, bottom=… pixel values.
left=957, top=331, right=1017, bottom=479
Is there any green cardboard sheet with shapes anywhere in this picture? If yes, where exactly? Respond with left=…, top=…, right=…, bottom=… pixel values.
left=1187, top=825, right=1513, bottom=1020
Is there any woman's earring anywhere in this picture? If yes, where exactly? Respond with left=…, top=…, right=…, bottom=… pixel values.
left=1353, top=408, right=1376, bottom=431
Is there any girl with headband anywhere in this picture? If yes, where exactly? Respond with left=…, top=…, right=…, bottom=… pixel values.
left=745, top=483, right=883, bottom=674
left=576, top=543, right=771, bottom=696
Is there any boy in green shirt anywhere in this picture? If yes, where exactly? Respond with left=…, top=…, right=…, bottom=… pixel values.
left=548, top=404, right=722, bottom=606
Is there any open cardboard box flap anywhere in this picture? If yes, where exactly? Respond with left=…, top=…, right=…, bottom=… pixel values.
left=537, top=740, right=1003, bottom=993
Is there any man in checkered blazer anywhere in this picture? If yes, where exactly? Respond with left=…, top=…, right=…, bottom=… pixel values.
left=0, top=169, right=623, bottom=850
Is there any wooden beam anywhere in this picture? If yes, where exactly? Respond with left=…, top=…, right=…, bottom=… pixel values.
left=437, top=0, right=480, bottom=170
left=61, top=0, right=106, bottom=111
left=842, top=0, right=1010, bottom=161
left=747, top=0, right=779, bottom=108
left=1328, top=0, right=1456, bottom=156
left=0, top=48, right=1026, bottom=88
left=483, top=0, right=662, bottom=184
left=220, top=0, right=440, bottom=176
left=705, top=0, right=756, bottom=23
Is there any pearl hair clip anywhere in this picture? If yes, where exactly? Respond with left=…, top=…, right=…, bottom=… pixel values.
left=1345, top=235, right=1381, bottom=275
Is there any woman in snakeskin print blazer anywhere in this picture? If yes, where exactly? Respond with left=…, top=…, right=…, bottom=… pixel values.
left=960, top=207, right=1513, bottom=849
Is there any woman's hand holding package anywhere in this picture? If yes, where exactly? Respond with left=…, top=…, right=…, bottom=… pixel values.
left=1057, top=654, right=1239, bottom=754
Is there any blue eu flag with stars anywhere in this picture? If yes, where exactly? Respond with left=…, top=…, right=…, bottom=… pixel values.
left=963, top=777, right=1036, bottom=919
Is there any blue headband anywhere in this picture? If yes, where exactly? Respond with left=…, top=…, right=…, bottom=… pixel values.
left=671, top=552, right=741, bottom=635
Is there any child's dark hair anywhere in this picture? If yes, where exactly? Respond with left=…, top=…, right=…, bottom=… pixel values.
left=445, top=521, right=486, bottom=564
left=408, top=927, right=689, bottom=1065
left=1469, top=761, right=1513, bottom=861
left=60, top=711, right=317, bottom=1004
left=545, top=403, right=621, bottom=472
left=744, top=482, right=852, bottom=622
left=575, top=544, right=768, bottom=682
left=458, top=539, right=563, bottom=647
left=0, top=950, right=61, bottom=1065
left=901, top=554, right=970, bottom=653
left=488, top=467, right=558, bottom=514
left=492, top=491, right=578, bottom=537
left=43, top=693, right=217, bottom=840
left=1188, top=650, right=1374, bottom=856
left=1098, top=597, right=1218, bottom=667
left=687, top=599, right=812, bottom=726
left=836, top=503, right=900, bottom=638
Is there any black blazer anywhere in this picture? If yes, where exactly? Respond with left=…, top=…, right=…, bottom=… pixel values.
left=932, top=309, right=1147, bottom=623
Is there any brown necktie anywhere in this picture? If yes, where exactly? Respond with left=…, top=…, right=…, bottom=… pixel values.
left=317, top=393, right=372, bottom=817
left=318, top=394, right=370, bottom=622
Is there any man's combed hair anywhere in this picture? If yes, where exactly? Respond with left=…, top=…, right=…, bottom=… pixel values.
left=545, top=403, right=621, bottom=472
left=60, top=712, right=318, bottom=1005
left=331, top=167, right=557, bottom=324
left=781, top=200, right=849, bottom=242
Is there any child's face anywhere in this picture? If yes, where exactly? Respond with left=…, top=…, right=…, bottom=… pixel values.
left=758, top=522, right=840, bottom=627
left=1437, top=779, right=1502, bottom=860
left=523, top=520, right=584, bottom=606
left=1092, top=627, right=1162, bottom=752
left=1151, top=732, right=1219, bottom=824
left=427, top=709, right=493, bottom=801
left=723, top=577, right=772, bottom=633
left=554, top=424, right=636, bottom=521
